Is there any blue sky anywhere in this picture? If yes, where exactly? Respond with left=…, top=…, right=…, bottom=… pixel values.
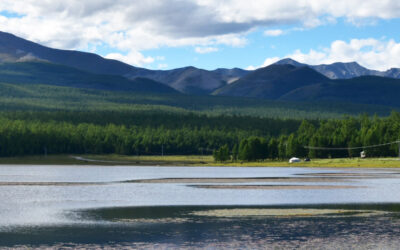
left=142, top=18, right=400, bottom=70
left=1, top=1, right=400, bottom=71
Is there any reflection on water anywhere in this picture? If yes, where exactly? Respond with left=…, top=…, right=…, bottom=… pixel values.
left=2, top=204, right=400, bottom=249
left=1, top=165, right=400, bottom=248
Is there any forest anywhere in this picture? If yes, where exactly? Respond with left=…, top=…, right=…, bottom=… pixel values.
left=0, top=110, right=300, bottom=156
left=1, top=110, right=400, bottom=160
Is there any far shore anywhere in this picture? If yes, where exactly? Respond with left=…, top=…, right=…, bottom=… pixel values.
left=0, top=154, right=400, bottom=168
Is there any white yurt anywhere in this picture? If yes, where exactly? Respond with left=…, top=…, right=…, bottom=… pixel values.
left=289, top=157, right=301, bottom=163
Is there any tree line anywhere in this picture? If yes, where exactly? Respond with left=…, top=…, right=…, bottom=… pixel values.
left=1, top=111, right=400, bottom=159
left=0, top=111, right=300, bottom=157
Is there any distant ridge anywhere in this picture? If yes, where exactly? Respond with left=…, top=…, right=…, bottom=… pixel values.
left=274, top=58, right=400, bottom=79
left=127, top=66, right=249, bottom=95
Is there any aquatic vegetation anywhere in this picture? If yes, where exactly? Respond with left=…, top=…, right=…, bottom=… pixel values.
left=190, top=208, right=385, bottom=218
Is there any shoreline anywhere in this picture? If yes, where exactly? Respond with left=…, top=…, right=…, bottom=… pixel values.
left=0, top=154, right=400, bottom=168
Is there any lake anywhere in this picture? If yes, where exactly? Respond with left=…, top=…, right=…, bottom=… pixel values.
left=1, top=165, right=400, bottom=248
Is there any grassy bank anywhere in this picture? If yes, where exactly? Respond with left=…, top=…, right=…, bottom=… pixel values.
left=0, top=154, right=400, bottom=168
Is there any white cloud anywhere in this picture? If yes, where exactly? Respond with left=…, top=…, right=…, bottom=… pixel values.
left=264, top=29, right=284, bottom=37
left=105, top=51, right=154, bottom=67
left=0, top=0, right=400, bottom=67
left=158, top=63, right=168, bottom=69
left=253, top=38, right=400, bottom=71
left=195, top=47, right=219, bottom=54
left=246, top=57, right=280, bottom=70
left=1, top=1, right=399, bottom=49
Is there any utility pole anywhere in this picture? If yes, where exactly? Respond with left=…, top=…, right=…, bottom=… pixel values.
left=162, top=144, right=164, bottom=156
left=398, top=140, right=400, bottom=160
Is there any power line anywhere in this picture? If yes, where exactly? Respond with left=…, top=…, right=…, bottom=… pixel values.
left=304, top=140, right=400, bottom=151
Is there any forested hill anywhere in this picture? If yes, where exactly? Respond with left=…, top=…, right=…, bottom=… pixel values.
left=280, top=75, right=400, bottom=107
left=0, top=62, right=178, bottom=94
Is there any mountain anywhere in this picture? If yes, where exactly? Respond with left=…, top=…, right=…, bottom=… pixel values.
left=0, top=31, right=138, bottom=76
left=214, top=64, right=329, bottom=99
left=273, top=58, right=305, bottom=67
left=311, top=62, right=379, bottom=79
left=3, top=31, right=400, bottom=107
left=0, top=61, right=178, bottom=94
left=214, top=63, right=400, bottom=107
left=384, top=68, right=400, bottom=78
left=274, top=58, right=400, bottom=79
left=0, top=31, right=248, bottom=94
left=128, top=66, right=249, bottom=95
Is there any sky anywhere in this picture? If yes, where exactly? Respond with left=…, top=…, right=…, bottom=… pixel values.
left=0, top=0, right=400, bottom=71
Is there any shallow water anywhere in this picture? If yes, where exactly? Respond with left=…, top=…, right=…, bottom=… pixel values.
left=1, top=165, right=400, bottom=248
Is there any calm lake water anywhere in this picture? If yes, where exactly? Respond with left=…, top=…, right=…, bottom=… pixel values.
left=1, top=165, right=400, bottom=248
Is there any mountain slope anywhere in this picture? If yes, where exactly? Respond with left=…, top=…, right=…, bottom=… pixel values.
left=0, top=62, right=178, bottom=93
left=279, top=76, right=400, bottom=107
left=0, top=31, right=139, bottom=76
left=214, top=64, right=329, bottom=99
left=212, top=68, right=249, bottom=84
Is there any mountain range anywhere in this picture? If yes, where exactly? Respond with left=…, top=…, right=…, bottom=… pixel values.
left=0, top=31, right=247, bottom=95
left=214, top=64, right=400, bottom=107
left=1, top=31, right=400, bottom=108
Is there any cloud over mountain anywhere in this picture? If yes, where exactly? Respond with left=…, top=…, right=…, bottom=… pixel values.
left=1, top=0, right=400, bottom=67
left=251, top=38, right=400, bottom=71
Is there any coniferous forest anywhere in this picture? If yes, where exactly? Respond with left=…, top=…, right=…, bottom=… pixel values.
left=214, top=112, right=400, bottom=161
left=1, top=109, right=400, bottom=160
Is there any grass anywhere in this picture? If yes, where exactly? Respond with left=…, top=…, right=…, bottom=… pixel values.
left=0, top=155, right=86, bottom=165
left=214, top=157, right=400, bottom=168
left=1, top=154, right=400, bottom=168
